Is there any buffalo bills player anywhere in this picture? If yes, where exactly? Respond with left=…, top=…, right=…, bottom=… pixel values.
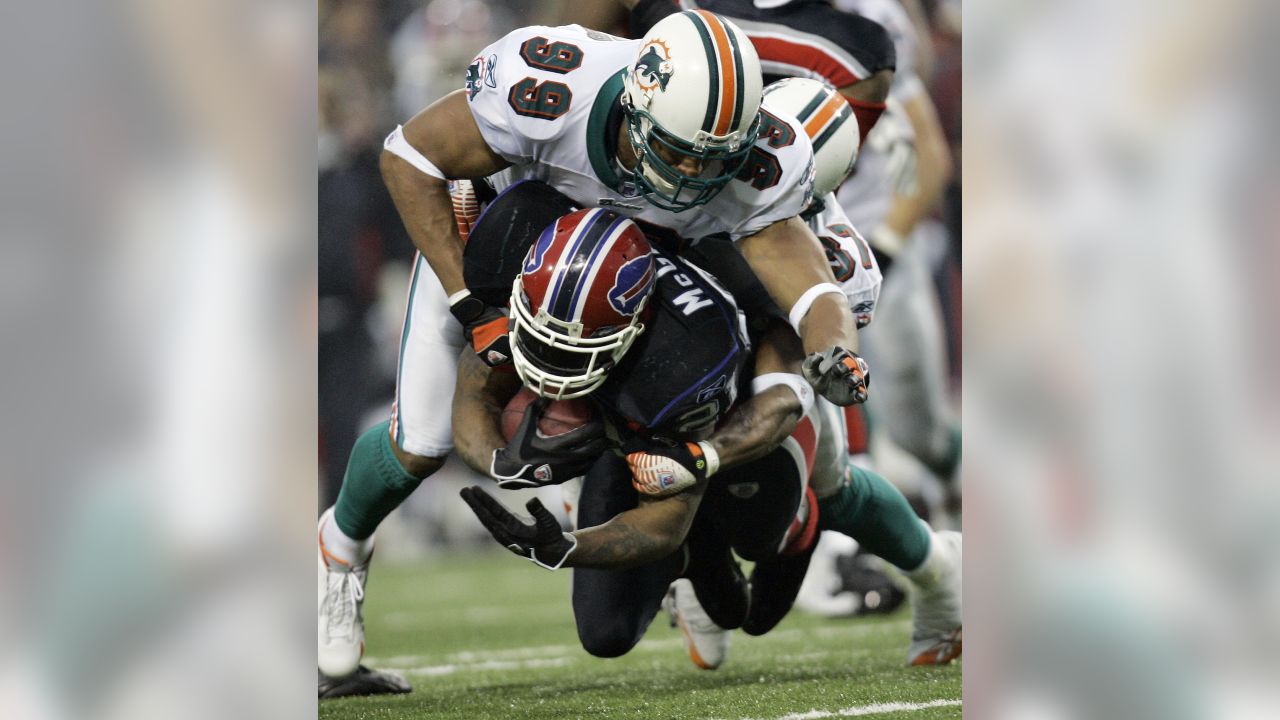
left=453, top=180, right=958, bottom=668
left=450, top=182, right=819, bottom=661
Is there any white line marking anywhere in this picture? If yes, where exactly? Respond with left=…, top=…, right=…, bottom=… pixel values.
left=368, top=620, right=913, bottom=669
left=400, top=657, right=575, bottom=677
left=738, top=699, right=961, bottom=720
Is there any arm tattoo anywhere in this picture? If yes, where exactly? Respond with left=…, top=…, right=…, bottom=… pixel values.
left=568, top=492, right=700, bottom=570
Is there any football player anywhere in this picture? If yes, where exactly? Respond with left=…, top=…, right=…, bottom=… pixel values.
left=663, top=77, right=961, bottom=667
left=626, top=0, right=899, bottom=145
left=320, top=10, right=874, bottom=680
left=625, top=0, right=961, bottom=613
left=451, top=183, right=821, bottom=663
left=455, top=174, right=957, bottom=668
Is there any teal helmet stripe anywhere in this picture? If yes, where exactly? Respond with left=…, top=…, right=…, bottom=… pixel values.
left=685, top=11, right=722, bottom=136
left=812, top=101, right=853, bottom=153
left=795, top=87, right=830, bottom=124
left=724, top=20, right=746, bottom=132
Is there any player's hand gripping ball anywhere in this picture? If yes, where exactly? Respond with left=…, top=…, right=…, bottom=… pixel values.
left=490, top=389, right=609, bottom=489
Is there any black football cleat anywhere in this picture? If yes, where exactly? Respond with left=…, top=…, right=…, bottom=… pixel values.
left=319, top=665, right=412, bottom=699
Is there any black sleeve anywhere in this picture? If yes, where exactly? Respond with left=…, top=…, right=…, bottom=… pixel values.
left=462, top=180, right=580, bottom=307
left=682, top=235, right=786, bottom=346
left=630, top=0, right=683, bottom=37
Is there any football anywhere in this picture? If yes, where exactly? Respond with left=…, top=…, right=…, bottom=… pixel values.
left=500, top=387, right=594, bottom=441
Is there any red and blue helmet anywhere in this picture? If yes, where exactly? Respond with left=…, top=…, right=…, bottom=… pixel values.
left=510, top=208, right=657, bottom=399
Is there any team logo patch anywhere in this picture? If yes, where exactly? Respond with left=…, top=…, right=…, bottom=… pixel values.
left=853, top=301, right=875, bottom=329
left=634, top=40, right=674, bottom=92
left=607, top=254, right=655, bottom=317
left=465, top=54, right=497, bottom=100
left=534, top=464, right=552, bottom=483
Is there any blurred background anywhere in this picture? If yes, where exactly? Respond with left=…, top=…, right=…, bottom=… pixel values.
left=316, top=0, right=965, bottom=559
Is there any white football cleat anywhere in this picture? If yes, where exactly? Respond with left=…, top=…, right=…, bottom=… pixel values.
left=664, top=579, right=731, bottom=670
left=906, top=530, right=962, bottom=666
left=318, top=509, right=369, bottom=679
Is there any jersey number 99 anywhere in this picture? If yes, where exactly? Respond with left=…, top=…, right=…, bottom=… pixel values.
left=509, top=38, right=584, bottom=120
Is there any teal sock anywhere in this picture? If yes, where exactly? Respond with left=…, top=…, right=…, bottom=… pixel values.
left=926, top=425, right=962, bottom=482
left=334, top=421, right=425, bottom=540
left=818, top=464, right=931, bottom=571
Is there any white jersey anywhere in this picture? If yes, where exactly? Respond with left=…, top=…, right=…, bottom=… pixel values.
left=466, top=24, right=816, bottom=243
left=806, top=193, right=882, bottom=328
left=832, top=0, right=925, bottom=234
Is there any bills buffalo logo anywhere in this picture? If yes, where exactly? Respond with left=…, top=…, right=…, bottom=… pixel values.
left=465, top=54, right=497, bottom=100
left=634, top=40, right=674, bottom=92
left=524, top=227, right=557, bottom=273
left=607, top=254, right=655, bottom=316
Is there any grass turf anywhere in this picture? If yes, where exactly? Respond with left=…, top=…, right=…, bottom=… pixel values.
left=320, top=550, right=961, bottom=719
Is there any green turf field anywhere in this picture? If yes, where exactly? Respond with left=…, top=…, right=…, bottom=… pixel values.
left=321, top=550, right=961, bottom=719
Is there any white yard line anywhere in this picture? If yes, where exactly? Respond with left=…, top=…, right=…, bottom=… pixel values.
left=369, top=619, right=913, bottom=669
left=738, top=699, right=962, bottom=720
left=400, top=656, right=575, bottom=677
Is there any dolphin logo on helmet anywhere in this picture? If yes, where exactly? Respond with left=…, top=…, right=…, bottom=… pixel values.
left=634, top=42, right=674, bottom=92
left=620, top=11, right=764, bottom=213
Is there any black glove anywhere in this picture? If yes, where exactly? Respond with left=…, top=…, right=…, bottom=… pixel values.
left=490, top=398, right=610, bottom=489
left=449, top=289, right=512, bottom=367
left=802, top=346, right=871, bottom=406
left=624, top=437, right=717, bottom=497
left=459, top=487, right=576, bottom=570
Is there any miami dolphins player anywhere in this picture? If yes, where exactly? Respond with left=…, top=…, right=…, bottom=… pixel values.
left=319, top=10, right=877, bottom=682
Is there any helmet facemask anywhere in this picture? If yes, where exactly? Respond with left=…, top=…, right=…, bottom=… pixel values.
left=621, top=99, right=759, bottom=213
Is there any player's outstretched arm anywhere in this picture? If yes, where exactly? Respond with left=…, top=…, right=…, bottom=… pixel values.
left=739, top=217, right=871, bottom=406
left=461, top=481, right=708, bottom=571
left=567, top=489, right=707, bottom=569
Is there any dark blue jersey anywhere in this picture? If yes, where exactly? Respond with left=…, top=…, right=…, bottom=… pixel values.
left=595, top=249, right=748, bottom=439
left=463, top=180, right=750, bottom=441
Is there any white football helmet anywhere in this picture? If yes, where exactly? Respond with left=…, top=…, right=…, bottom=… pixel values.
left=621, top=10, right=763, bottom=212
left=761, top=78, right=860, bottom=197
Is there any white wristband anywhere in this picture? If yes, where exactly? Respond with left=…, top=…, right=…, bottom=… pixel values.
left=788, top=282, right=845, bottom=335
left=448, top=288, right=472, bottom=306
left=384, top=125, right=447, bottom=180
left=752, top=372, right=815, bottom=416
left=696, top=441, right=720, bottom=477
